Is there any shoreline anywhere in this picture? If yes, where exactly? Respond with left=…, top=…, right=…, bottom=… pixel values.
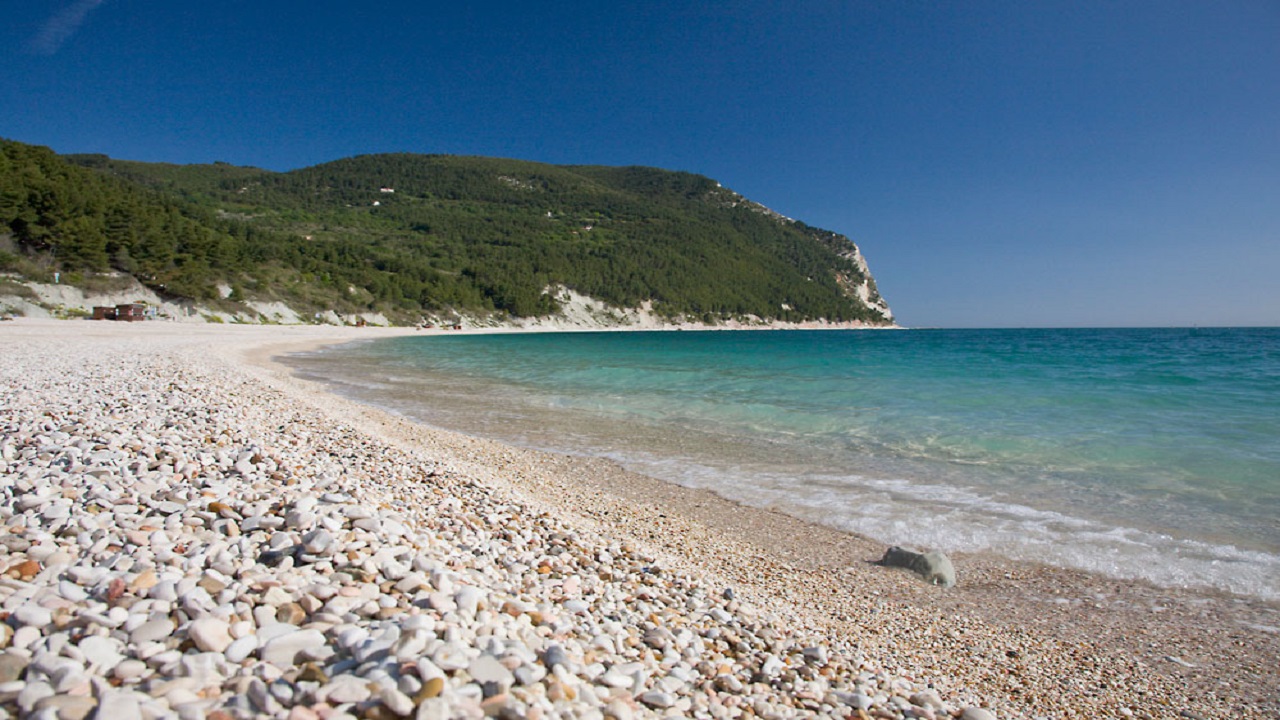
left=235, top=322, right=1280, bottom=715
left=256, top=328, right=1280, bottom=714
left=3, top=318, right=1278, bottom=719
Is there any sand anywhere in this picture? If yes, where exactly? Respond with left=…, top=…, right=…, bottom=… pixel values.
left=3, top=317, right=1277, bottom=719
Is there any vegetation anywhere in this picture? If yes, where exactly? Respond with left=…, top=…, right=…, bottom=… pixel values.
left=1, top=138, right=891, bottom=324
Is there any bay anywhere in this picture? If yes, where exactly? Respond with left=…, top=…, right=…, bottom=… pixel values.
left=286, top=327, right=1280, bottom=600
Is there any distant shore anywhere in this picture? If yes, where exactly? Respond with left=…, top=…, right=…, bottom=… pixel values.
left=3, top=318, right=1277, bottom=719
left=0, top=277, right=899, bottom=332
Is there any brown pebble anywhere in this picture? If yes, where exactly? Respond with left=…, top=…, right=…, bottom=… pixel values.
left=296, top=662, right=329, bottom=684
left=11, top=559, right=40, bottom=580
left=480, top=693, right=512, bottom=714
left=128, top=569, right=158, bottom=592
left=360, top=705, right=399, bottom=720
left=52, top=607, right=75, bottom=629
left=277, top=602, right=306, bottom=624
left=546, top=678, right=576, bottom=702
left=415, top=677, right=444, bottom=701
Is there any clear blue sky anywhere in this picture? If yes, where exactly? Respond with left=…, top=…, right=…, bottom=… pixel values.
left=5, top=1, right=1278, bottom=327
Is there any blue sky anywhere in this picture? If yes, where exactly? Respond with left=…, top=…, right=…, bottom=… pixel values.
left=4, top=1, right=1278, bottom=327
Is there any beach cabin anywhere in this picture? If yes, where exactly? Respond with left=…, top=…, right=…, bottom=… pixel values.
left=115, top=304, right=146, bottom=322
left=92, top=306, right=116, bottom=320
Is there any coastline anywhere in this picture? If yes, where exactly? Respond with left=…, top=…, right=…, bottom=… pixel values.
left=257, top=326, right=1280, bottom=716
left=3, top=318, right=1277, bottom=719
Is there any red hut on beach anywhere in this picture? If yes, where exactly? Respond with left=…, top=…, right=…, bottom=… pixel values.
left=115, top=304, right=146, bottom=322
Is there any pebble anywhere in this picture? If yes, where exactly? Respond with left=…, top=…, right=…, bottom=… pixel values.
left=130, top=620, right=175, bottom=645
left=321, top=675, right=372, bottom=704
left=0, top=655, right=27, bottom=684
left=260, top=630, right=327, bottom=667
left=34, top=694, right=96, bottom=720
left=468, top=654, right=513, bottom=688
left=93, top=690, right=144, bottom=720
left=432, top=643, right=469, bottom=671
left=112, top=660, right=148, bottom=682
left=381, top=686, right=415, bottom=716
left=301, top=529, right=335, bottom=555
left=12, top=606, right=52, bottom=627
left=604, top=698, right=635, bottom=720
left=639, top=690, right=676, bottom=709
left=188, top=618, right=233, bottom=653
left=18, top=681, right=54, bottom=713
left=224, top=636, right=259, bottom=664
left=911, top=690, right=946, bottom=710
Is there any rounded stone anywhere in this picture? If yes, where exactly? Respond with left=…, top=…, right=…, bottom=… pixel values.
left=225, top=635, right=260, bottom=664
left=35, top=694, right=97, bottom=720
left=468, top=654, right=513, bottom=688
left=112, top=659, right=148, bottom=682
left=13, top=606, right=53, bottom=627
left=78, top=636, right=124, bottom=673
left=129, top=619, right=175, bottom=645
left=322, top=675, right=372, bottom=704
left=188, top=618, right=233, bottom=653
left=95, top=689, right=144, bottom=720
left=0, top=652, right=29, bottom=683
left=379, top=687, right=415, bottom=716
left=639, top=690, right=676, bottom=709
left=260, top=629, right=327, bottom=666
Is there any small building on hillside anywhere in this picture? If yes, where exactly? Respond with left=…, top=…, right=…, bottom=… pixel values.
left=115, top=304, right=146, bottom=322
left=92, top=306, right=116, bottom=320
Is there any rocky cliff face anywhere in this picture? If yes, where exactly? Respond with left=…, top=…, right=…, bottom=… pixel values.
left=834, top=242, right=894, bottom=324
left=705, top=185, right=894, bottom=325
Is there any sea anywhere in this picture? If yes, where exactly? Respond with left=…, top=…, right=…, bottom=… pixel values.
left=285, top=327, right=1280, bottom=601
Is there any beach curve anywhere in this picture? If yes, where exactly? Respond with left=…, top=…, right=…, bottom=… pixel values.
left=1, top=318, right=1277, bottom=719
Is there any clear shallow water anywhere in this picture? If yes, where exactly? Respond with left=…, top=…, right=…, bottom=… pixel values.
left=287, top=328, right=1280, bottom=600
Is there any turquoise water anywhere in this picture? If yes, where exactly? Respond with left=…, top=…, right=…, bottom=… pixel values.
left=288, top=328, right=1280, bottom=599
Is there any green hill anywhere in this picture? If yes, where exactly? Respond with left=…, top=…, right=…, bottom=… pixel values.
left=1, top=138, right=892, bottom=325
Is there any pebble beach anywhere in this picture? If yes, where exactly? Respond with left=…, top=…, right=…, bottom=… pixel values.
left=1, top=319, right=1277, bottom=720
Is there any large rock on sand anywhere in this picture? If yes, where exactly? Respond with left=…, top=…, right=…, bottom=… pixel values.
left=877, top=546, right=957, bottom=588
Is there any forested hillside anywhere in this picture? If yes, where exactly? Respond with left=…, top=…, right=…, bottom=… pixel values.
left=1, top=138, right=892, bottom=325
